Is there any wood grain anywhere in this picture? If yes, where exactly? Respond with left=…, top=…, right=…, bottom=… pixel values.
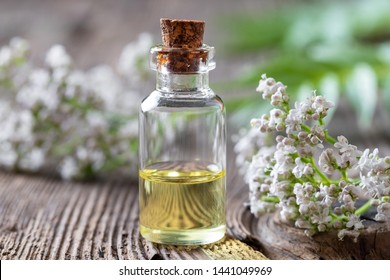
left=0, top=152, right=267, bottom=260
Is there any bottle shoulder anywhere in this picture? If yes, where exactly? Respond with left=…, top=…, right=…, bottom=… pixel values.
left=140, top=89, right=224, bottom=113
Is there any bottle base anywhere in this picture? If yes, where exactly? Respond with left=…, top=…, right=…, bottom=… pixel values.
left=140, top=225, right=226, bottom=245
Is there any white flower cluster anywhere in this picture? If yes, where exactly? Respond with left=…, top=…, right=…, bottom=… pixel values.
left=236, top=74, right=390, bottom=240
left=0, top=34, right=153, bottom=180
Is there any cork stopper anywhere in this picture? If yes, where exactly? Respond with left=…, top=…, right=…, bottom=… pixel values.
left=152, top=18, right=212, bottom=73
left=160, top=18, right=205, bottom=48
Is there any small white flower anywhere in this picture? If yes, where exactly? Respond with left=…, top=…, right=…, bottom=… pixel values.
left=256, top=74, right=275, bottom=99
left=59, top=157, right=79, bottom=180
left=256, top=74, right=288, bottom=105
left=76, top=147, right=88, bottom=161
left=0, top=46, right=12, bottom=66
left=45, top=45, right=72, bottom=69
left=311, top=95, right=334, bottom=116
left=346, top=214, right=364, bottom=230
left=251, top=115, right=271, bottom=133
left=308, top=125, right=325, bottom=146
left=270, top=86, right=288, bottom=106
left=334, top=135, right=350, bottom=152
left=309, top=202, right=332, bottom=226
left=285, top=102, right=306, bottom=133
left=279, top=200, right=298, bottom=222
left=268, top=108, right=286, bottom=130
left=334, top=135, right=363, bottom=160
left=375, top=202, right=390, bottom=222
left=271, top=147, right=295, bottom=177
left=0, top=142, right=18, bottom=169
left=292, top=157, right=313, bottom=178
left=269, top=180, right=290, bottom=200
left=294, top=182, right=314, bottom=206
left=318, top=148, right=339, bottom=174
left=9, top=37, right=29, bottom=57
left=337, top=229, right=360, bottom=241
left=52, top=67, right=69, bottom=83
left=295, top=218, right=311, bottom=229
left=334, top=136, right=362, bottom=167
left=19, top=148, right=45, bottom=171
left=91, top=150, right=105, bottom=170
left=360, top=173, right=389, bottom=198
left=0, top=38, right=29, bottom=67
left=17, top=69, right=60, bottom=111
left=340, top=193, right=355, bottom=212
left=86, top=111, right=108, bottom=131
left=64, top=70, right=86, bottom=99
left=29, top=69, right=50, bottom=87
left=1, top=110, right=34, bottom=142
left=248, top=196, right=276, bottom=216
left=118, top=33, right=152, bottom=83
left=357, top=148, right=382, bottom=172
left=87, top=66, right=122, bottom=111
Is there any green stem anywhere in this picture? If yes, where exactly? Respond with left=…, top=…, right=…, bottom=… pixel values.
left=330, top=212, right=348, bottom=222
left=355, top=200, right=372, bottom=216
left=261, top=195, right=280, bottom=203
left=302, top=123, right=311, bottom=133
left=293, top=177, right=305, bottom=184
left=310, top=157, right=330, bottom=184
left=303, top=121, right=336, bottom=145
left=283, top=102, right=291, bottom=112
left=324, top=130, right=337, bottom=145
left=341, top=169, right=348, bottom=181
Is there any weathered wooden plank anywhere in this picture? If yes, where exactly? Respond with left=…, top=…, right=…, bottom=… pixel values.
left=250, top=212, right=390, bottom=260
left=0, top=156, right=267, bottom=260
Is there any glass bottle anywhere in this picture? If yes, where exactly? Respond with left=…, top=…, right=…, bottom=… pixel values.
left=138, top=20, right=226, bottom=245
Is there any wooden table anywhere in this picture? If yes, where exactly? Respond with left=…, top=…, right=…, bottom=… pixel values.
left=0, top=138, right=269, bottom=260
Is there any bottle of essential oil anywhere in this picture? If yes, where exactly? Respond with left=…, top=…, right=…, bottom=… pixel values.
left=139, top=18, right=226, bottom=245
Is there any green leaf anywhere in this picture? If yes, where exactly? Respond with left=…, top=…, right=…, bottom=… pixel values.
left=217, top=8, right=297, bottom=54
left=382, top=73, right=390, bottom=120
left=345, top=63, right=378, bottom=129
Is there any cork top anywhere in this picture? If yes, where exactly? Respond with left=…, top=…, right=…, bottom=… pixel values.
left=151, top=18, right=214, bottom=73
left=160, top=18, right=205, bottom=48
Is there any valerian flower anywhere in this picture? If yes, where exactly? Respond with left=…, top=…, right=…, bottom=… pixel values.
left=0, top=35, right=153, bottom=180
left=375, top=202, right=390, bottom=222
left=45, top=45, right=72, bottom=69
left=292, top=158, right=313, bottom=178
left=234, top=74, right=390, bottom=240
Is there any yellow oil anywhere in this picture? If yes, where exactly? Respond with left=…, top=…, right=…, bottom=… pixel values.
left=139, top=161, right=226, bottom=245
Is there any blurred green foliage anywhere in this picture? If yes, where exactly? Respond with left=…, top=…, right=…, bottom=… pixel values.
left=220, top=0, right=390, bottom=129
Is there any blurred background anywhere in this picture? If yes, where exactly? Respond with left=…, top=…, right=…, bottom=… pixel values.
left=2, top=0, right=390, bottom=123
left=1, top=0, right=390, bottom=179
left=0, top=0, right=282, bottom=76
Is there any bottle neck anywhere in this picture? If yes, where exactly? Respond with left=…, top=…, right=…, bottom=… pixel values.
left=156, top=72, right=209, bottom=93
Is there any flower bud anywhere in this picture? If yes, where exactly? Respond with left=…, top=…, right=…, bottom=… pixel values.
left=276, top=124, right=285, bottom=131
left=334, top=207, right=342, bottom=214
left=333, top=220, right=342, bottom=229
left=276, top=135, right=284, bottom=143
left=318, top=224, right=326, bottom=232
left=282, top=137, right=294, bottom=145
left=298, top=131, right=308, bottom=140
